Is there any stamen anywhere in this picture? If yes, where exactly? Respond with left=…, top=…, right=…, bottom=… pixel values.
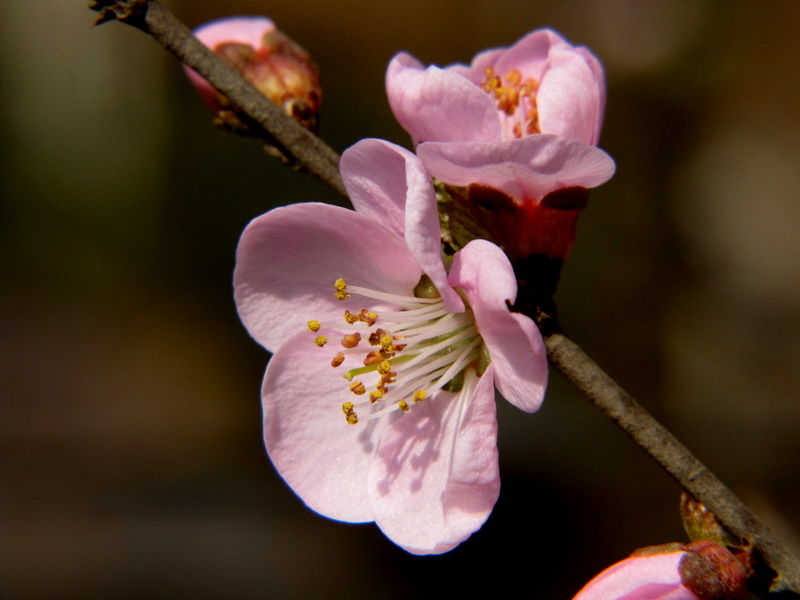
left=342, top=401, right=358, bottom=425
left=349, top=381, right=366, bottom=395
left=317, top=277, right=488, bottom=424
left=307, top=320, right=321, bottom=332
left=314, top=335, right=328, bottom=347
left=334, top=278, right=350, bottom=300
left=480, top=67, right=541, bottom=138
left=341, top=333, right=361, bottom=348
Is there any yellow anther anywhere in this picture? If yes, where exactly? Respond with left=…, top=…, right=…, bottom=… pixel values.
left=343, top=310, right=360, bottom=325
left=377, top=360, right=392, bottom=375
left=334, top=278, right=350, bottom=300
left=380, top=333, right=393, bottom=349
left=342, top=401, right=359, bottom=425
left=413, top=389, right=427, bottom=403
left=363, top=350, right=384, bottom=366
left=331, top=352, right=345, bottom=368
left=359, top=309, right=378, bottom=326
left=314, top=335, right=328, bottom=347
left=349, top=381, right=366, bottom=395
left=482, top=67, right=500, bottom=92
left=505, top=69, right=522, bottom=86
left=398, top=400, right=409, bottom=412
left=307, top=320, right=321, bottom=332
left=369, top=390, right=384, bottom=403
left=341, top=333, right=361, bottom=348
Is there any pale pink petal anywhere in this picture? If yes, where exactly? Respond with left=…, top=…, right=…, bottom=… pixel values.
left=368, top=369, right=500, bottom=554
left=341, top=139, right=464, bottom=312
left=417, top=135, right=615, bottom=202
left=573, top=552, right=700, bottom=600
left=448, top=240, right=547, bottom=412
left=262, top=332, right=385, bottom=523
left=486, top=28, right=565, bottom=82
left=386, top=53, right=502, bottom=144
left=537, top=45, right=604, bottom=144
left=401, top=166, right=465, bottom=314
left=193, top=16, right=275, bottom=49
left=234, top=203, right=421, bottom=351
left=340, top=138, right=413, bottom=238
left=447, top=47, right=506, bottom=83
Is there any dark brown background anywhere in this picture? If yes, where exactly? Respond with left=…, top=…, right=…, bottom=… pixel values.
left=2, top=1, right=799, bottom=597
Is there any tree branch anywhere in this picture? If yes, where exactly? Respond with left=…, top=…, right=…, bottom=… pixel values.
left=544, top=330, right=800, bottom=597
left=89, top=1, right=800, bottom=595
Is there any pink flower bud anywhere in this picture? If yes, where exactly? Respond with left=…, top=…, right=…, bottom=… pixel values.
left=185, top=16, right=321, bottom=133
left=572, top=541, right=749, bottom=600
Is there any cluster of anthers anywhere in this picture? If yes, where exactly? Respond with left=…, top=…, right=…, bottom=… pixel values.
left=481, top=67, right=540, bottom=138
left=307, top=277, right=486, bottom=425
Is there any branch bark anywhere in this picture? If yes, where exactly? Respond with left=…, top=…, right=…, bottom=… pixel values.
left=89, top=1, right=800, bottom=595
left=545, top=330, right=800, bottom=597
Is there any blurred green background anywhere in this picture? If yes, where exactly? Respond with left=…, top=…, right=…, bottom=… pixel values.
left=2, top=1, right=800, bottom=597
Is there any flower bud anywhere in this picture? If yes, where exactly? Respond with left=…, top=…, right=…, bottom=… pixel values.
left=185, top=16, right=321, bottom=134
left=572, top=541, right=749, bottom=600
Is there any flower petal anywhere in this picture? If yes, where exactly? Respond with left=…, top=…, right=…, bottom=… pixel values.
left=386, top=53, right=502, bottom=144
left=193, top=16, right=275, bottom=49
left=448, top=240, right=547, bottom=412
left=340, top=138, right=413, bottom=238
left=341, top=139, right=464, bottom=313
left=417, top=135, right=616, bottom=202
left=537, top=44, right=605, bottom=145
left=572, top=552, right=699, bottom=600
left=234, top=203, right=421, bottom=352
left=262, top=332, right=385, bottom=523
left=368, top=369, right=500, bottom=554
left=483, top=28, right=566, bottom=82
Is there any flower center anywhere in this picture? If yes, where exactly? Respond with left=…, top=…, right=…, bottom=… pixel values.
left=308, top=277, right=485, bottom=425
left=481, top=67, right=540, bottom=138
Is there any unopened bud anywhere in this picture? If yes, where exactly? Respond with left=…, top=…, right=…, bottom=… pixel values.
left=185, top=16, right=322, bottom=134
left=573, top=541, right=750, bottom=600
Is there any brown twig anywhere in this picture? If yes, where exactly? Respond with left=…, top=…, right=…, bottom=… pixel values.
left=544, top=330, right=800, bottom=597
left=89, top=0, right=346, bottom=196
left=89, top=1, right=800, bottom=595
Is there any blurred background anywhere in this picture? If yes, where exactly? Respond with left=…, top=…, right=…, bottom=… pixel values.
left=2, top=1, right=800, bottom=597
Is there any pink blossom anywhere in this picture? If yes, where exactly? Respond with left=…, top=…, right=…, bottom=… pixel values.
left=385, top=30, right=613, bottom=260
left=572, top=542, right=749, bottom=600
left=185, top=16, right=321, bottom=132
left=234, top=138, right=548, bottom=554
left=386, top=28, right=605, bottom=146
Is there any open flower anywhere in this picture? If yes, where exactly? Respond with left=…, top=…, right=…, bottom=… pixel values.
left=572, top=541, right=749, bottom=600
left=385, top=29, right=613, bottom=261
left=234, top=138, right=547, bottom=554
left=386, top=28, right=605, bottom=146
